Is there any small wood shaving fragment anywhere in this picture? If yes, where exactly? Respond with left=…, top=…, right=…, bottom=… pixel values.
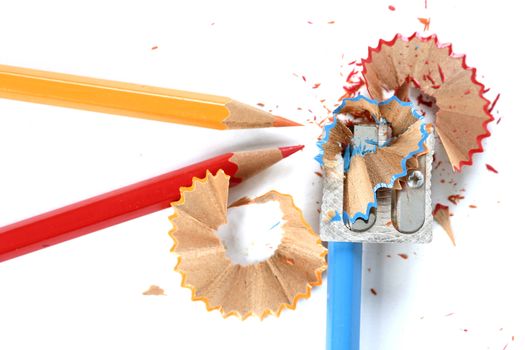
left=418, top=17, right=430, bottom=31
left=143, top=285, right=166, bottom=296
left=433, top=204, right=455, bottom=246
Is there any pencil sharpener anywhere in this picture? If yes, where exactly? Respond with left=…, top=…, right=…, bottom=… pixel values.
left=320, top=123, right=434, bottom=244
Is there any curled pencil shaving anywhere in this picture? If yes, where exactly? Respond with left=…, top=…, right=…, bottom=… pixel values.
left=362, top=33, right=493, bottom=171
left=168, top=170, right=327, bottom=320
left=321, top=119, right=353, bottom=168
left=333, top=96, right=429, bottom=223
left=433, top=204, right=456, bottom=245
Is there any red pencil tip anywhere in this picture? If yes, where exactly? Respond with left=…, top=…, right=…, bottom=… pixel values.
left=273, top=116, right=303, bottom=127
left=279, top=145, right=304, bottom=158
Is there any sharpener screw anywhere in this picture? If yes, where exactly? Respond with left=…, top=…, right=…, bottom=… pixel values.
left=407, top=170, right=424, bottom=189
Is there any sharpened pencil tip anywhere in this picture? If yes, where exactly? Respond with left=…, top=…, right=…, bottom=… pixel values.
left=279, top=145, right=305, bottom=158
left=272, top=116, right=303, bottom=127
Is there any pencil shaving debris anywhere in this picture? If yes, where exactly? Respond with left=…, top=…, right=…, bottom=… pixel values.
left=168, top=170, right=327, bottom=320
left=486, top=164, right=499, bottom=174
left=418, top=17, right=430, bottom=31
left=433, top=204, right=455, bottom=245
left=362, top=33, right=494, bottom=171
left=143, top=285, right=166, bottom=296
left=448, top=194, right=465, bottom=205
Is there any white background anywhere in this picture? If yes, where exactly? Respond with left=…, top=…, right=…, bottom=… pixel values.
left=0, top=0, right=522, bottom=349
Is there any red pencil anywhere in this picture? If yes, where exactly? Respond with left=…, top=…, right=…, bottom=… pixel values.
left=0, top=145, right=303, bottom=262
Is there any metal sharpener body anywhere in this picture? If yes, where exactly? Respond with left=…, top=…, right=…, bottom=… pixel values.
left=320, top=125, right=434, bottom=244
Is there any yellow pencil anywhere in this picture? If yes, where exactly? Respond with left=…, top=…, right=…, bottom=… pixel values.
left=0, top=64, right=301, bottom=129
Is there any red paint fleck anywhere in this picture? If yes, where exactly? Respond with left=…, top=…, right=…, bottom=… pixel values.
left=346, top=69, right=359, bottom=83
left=417, top=94, right=433, bottom=108
left=409, top=76, right=421, bottom=88
left=418, top=17, right=430, bottom=31
left=469, top=204, right=477, bottom=208
left=327, top=20, right=336, bottom=24
left=151, top=46, right=158, bottom=50
left=488, top=93, right=500, bottom=113
left=448, top=194, right=465, bottom=205
left=370, top=288, right=378, bottom=296
left=502, top=345, right=508, bottom=350
left=386, top=220, right=392, bottom=227
left=302, top=75, right=307, bottom=82
left=398, top=253, right=409, bottom=260
left=464, top=90, right=471, bottom=95
left=425, top=0, right=428, bottom=8
left=463, top=329, right=468, bottom=332
left=388, top=5, right=396, bottom=11
left=307, top=21, right=313, bottom=24
left=314, top=171, right=322, bottom=177
left=438, top=64, right=445, bottom=83
left=486, top=164, right=499, bottom=174
left=424, top=74, right=436, bottom=85
left=341, top=79, right=365, bottom=100
left=340, top=61, right=365, bottom=100
left=256, top=102, right=265, bottom=107
left=312, top=83, right=321, bottom=89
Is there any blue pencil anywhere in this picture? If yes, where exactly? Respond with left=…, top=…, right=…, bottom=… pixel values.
left=326, top=242, right=362, bottom=350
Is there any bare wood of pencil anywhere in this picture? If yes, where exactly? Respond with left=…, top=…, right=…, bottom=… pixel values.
left=0, top=64, right=301, bottom=129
